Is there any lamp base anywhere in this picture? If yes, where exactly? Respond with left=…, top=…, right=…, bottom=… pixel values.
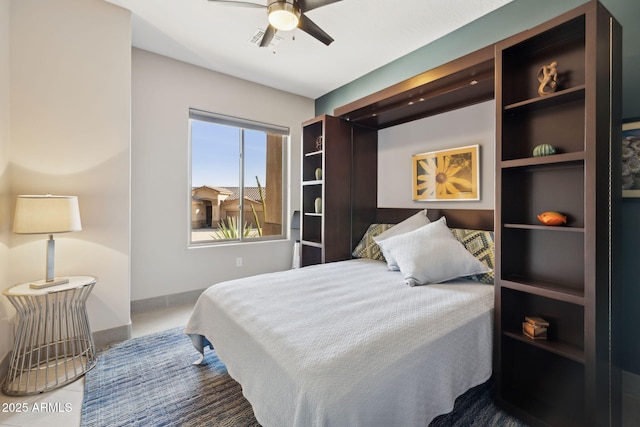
left=29, top=277, right=70, bottom=289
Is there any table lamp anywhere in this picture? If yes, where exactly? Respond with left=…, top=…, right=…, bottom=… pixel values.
left=13, top=195, right=82, bottom=289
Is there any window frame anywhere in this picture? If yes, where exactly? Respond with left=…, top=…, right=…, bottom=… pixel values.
left=188, top=108, right=289, bottom=246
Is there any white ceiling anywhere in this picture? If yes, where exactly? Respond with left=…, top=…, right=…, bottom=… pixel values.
left=104, top=0, right=512, bottom=99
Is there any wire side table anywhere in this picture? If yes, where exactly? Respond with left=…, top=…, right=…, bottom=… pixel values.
left=2, top=276, right=98, bottom=395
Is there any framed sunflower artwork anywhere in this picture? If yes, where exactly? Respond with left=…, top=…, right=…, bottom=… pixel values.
left=622, top=118, right=640, bottom=197
left=412, top=144, right=480, bottom=201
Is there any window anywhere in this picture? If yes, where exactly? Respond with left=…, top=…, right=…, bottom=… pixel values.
left=189, top=109, right=288, bottom=244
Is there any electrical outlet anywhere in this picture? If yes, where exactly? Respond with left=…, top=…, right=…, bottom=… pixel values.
left=236, top=257, right=243, bottom=267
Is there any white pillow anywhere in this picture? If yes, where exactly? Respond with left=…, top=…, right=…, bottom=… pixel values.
left=376, top=217, right=491, bottom=286
left=373, top=209, right=430, bottom=270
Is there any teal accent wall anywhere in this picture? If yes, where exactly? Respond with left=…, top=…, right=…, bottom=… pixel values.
left=316, top=0, right=640, bottom=375
left=317, top=0, right=639, bottom=118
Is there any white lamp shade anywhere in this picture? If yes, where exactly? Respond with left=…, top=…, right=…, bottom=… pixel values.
left=13, top=195, right=82, bottom=234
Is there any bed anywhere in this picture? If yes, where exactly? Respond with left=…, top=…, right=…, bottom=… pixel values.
left=185, top=208, right=495, bottom=426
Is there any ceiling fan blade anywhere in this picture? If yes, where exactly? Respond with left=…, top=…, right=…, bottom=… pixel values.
left=298, top=14, right=334, bottom=45
left=298, top=0, right=342, bottom=13
left=259, top=25, right=277, bottom=47
left=207, top=0, right=265, bottom=8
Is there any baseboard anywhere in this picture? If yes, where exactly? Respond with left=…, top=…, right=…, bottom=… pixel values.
left=93, top=324, right=131, bottom=350
left=623, top=370, right=640, bottom=399
left=80, top=288, right=206, bottom=350
left=131, top=288, right=205, bottom=314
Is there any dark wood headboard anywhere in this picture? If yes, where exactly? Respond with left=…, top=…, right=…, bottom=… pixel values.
left=376, top=208, right=494, bottom=231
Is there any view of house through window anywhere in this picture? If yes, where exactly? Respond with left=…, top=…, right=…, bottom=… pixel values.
left=190, top=109, right=287, bottom=244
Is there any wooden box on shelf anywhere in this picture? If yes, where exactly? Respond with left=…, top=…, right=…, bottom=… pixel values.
left=523, top=316, right=549, bottom=340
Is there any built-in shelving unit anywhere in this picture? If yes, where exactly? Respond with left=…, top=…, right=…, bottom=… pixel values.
left=322, top=3, right=621, bottom=425
left=494, top=2, right=621, bottom=426
left=300, top=115, right=377, bottom=267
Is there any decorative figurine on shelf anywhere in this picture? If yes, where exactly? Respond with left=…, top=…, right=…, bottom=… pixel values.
left=315, top=167, right=322, bottom=180
left=315, top=136, right=323, bottom=151
left=537, top=61, right=558, bottom=96
left=537, top=211, right=567, bottom=226
left=533, top=143, right=556, bottom=157
left=314, top=197, right=322, bottom=214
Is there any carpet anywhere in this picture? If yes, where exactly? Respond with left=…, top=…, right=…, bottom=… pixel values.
left=81, top=326, right=527, bottom=427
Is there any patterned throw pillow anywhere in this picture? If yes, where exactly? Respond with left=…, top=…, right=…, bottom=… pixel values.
left=450, top=229, right=495, bottom=284
left=352, top=223, right=395, bottom=261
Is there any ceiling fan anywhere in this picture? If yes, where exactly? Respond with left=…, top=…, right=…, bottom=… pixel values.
left=207, top=0, right=342, bottom=47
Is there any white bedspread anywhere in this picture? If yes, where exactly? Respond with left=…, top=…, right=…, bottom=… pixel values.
left=185, top=258, right=494, bottom=427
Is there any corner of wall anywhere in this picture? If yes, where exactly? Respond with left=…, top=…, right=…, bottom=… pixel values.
left=0, top=0, right=14, bottom=367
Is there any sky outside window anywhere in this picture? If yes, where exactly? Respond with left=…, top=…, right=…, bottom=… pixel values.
left=191, top=120, right=267, bottom=187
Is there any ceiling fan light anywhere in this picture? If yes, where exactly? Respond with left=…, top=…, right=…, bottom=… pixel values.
left=268, top=2, right=300, bottom=31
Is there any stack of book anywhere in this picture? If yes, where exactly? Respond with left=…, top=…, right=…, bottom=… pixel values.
left=522, top=316, right=548, bottom=340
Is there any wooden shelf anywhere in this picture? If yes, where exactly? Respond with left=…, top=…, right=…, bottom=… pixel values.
left=503, top=223, right=584, bottom=233
left=500, top=277, right=585, bottom=305
left=503, top=330, right=584, bottom=364
left=504, top=85, right=585, bottom=112
left=500, top=151, right=585, bottom=169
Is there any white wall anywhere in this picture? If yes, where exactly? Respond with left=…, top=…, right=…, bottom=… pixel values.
left=8, top=0, right=131, bottom=334
left=131, top=49, right=314, bottom=301
left=0, top=0, right=13, bottom=363
left=378, top=101, right=495, bottom=210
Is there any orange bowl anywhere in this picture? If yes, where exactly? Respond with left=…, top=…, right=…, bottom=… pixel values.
left=537, top=211, right=567, bottom=226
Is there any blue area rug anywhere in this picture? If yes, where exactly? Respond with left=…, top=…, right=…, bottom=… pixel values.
left=81, top=326, right=527, bottom=426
